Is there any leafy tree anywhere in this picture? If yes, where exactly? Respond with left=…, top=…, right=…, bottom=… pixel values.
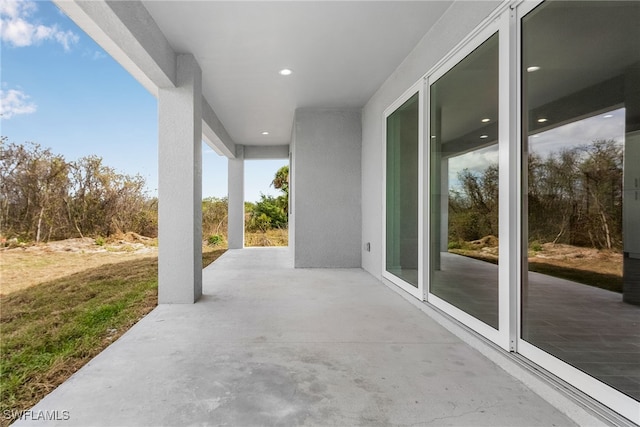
left=0, top=138, right=157, bottom=241
left=202, top=197, right=228, bottom=237
left=449, top=165, right=498, bottom=242
left=0, top=140, right=70, bottom=241
left=578, top=139, right=623, bottom=249
left=271, top=165, right=289, bottom=213
left=448, top=139, right=623, bottom=251
left=271, top=165, right=289, bottom=194
left=67, top=155, right=149, bottom=237
left=527, top=139, right=622, bottom=249
left=245, top=166, right=289, bottom=232
left=246, top=194, right=287, bottom=232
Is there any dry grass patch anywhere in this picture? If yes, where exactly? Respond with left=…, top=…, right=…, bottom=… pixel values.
left=245, top=228, right=288, bottom=247
left=527, top=243, right=622, bottom=293
left=0, top=248, right=224, bottom=427
left=1, top=237, right=158, bottom=296
left=449, top=240, right=623, bottom=293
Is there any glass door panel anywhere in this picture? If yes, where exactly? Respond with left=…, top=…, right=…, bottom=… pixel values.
left=429, top=33, right=500, bottom=329
left=521, top=0, right=640, bottom=407
left=386, top=93, right=419, bottom=288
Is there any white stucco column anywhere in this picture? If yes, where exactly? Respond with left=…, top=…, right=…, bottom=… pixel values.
left=158, top=54, right=203, bottom=303
left=227, top=146, right=244, bottom=249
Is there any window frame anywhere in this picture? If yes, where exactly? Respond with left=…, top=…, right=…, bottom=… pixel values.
left=516, top=1, right=640, bottom=422
left=382, top=81, right=425, bottom=300
left=425, top=11, right=512, bottom=350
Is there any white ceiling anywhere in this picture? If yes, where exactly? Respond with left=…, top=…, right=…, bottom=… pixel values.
left=141, top=1, right=452, bottom=146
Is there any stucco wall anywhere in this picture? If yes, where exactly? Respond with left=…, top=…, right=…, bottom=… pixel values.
left=361, top=1, right=501, bottom=278
left=292, top=108, right=362, bottom=267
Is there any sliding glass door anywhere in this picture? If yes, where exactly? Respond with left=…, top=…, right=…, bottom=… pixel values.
left=427, top=22, right=508, bottom=344
left=520, top=0, right=640, bottom=420
left=381, top=1, right=639, bottom=420
left=384, top=87, right=422, bottom=298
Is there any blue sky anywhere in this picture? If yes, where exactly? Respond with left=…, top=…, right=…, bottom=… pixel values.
left=1, top=0, right=286, bottom=202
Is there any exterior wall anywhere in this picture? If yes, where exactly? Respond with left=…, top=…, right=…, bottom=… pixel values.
left=292, top=108, right=362, bottom=268
left=361, top=1, right=501, bottom=278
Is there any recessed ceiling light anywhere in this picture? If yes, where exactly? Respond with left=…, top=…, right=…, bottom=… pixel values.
left=537, top=118, right=548, bottom=123
left=603, top=114, right=613, bottom=118
left=261, top=131, right=269, bottom=135
left=481, top=118, right=490, bottom=123
left=279, top=68, right=292, bottom=76
left=527, top=66, right=541, bottom=72
left=480, top=135, right=489, bottom=139
left=431, top=135, right=436, bottom=139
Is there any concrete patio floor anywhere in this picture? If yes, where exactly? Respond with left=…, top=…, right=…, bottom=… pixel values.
left=16, top=248, right=592, bottom=426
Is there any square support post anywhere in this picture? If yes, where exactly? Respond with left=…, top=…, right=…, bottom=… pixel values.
left=158, top=54, right=203, bottom=303
left=291, top=109, right=361, bottom=267
left=227, top=146, right=245, bottom=249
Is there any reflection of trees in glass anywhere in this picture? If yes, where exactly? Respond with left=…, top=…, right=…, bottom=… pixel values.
left=449, top=164, right=498, bottom=243
left=529, top=139, right=623, bottom=250
left=447, top=139, right=623, bottom=252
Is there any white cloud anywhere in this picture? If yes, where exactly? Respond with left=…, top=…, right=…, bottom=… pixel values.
left=0, top=88, right=37, bottom=119
left=0, top=0, right=78, bottom=50
left=81, top=48, right=107, bottom=61
left=529, top=107, right=626, bottom=159
left=92, top=50, right=106, bottom=60
left=448, top=145, right=499, bottom=190
left=0, top=0, right=35, bottom=19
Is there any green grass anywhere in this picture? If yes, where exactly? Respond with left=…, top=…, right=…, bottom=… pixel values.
left=0, top=249, right=225, bottom=427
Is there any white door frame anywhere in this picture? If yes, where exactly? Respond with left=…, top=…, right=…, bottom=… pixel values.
left=424, top=10, right=512, bottom=351
left=382, top=81, right=424, bottom=300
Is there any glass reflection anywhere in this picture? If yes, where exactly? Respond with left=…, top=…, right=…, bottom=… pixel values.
left=386, top=93, right=419, bottom=287
left=430, top=33, right=499, bottom=328
left=522, top=0, right=640, bottom=400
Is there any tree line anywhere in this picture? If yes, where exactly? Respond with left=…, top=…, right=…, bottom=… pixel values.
left=448, top=139, right=623, bottom=250
left=199, top=165, right=289, bottom=246
left=1, top=138, right=156, bottom=242
left=1, top=138, right=289, bottom=244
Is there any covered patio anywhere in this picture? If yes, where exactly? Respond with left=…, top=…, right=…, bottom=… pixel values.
left=15, top=248, right=580, bottom=426
left=36, top=1, right=640, bottom=423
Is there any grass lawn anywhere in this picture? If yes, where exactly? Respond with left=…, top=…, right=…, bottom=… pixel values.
left=0, top=248, right=225, bottom=427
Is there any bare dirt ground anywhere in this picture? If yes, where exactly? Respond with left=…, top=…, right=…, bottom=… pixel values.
left=451, top=237, right=622, bottom=277
left=450, top=237, right=623, bottom=292
left=529, top=242, right=622, bottom=277
left=0, top=233, right=158, bottom=296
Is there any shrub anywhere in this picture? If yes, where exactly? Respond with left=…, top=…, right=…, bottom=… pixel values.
left=448, top=241, right=462, bottom=250
left=530, top=241, right=543, bottom=252
left=207, top=234, right=224, bottom=246
left=246, top=194, right=287, bottom=232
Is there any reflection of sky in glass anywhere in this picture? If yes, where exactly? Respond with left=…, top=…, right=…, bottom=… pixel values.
left=529, top=108, right=626, bottom=159
left=448, top=144, right=498, bottom=190
left=447, top=108, right=626, bottom=191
